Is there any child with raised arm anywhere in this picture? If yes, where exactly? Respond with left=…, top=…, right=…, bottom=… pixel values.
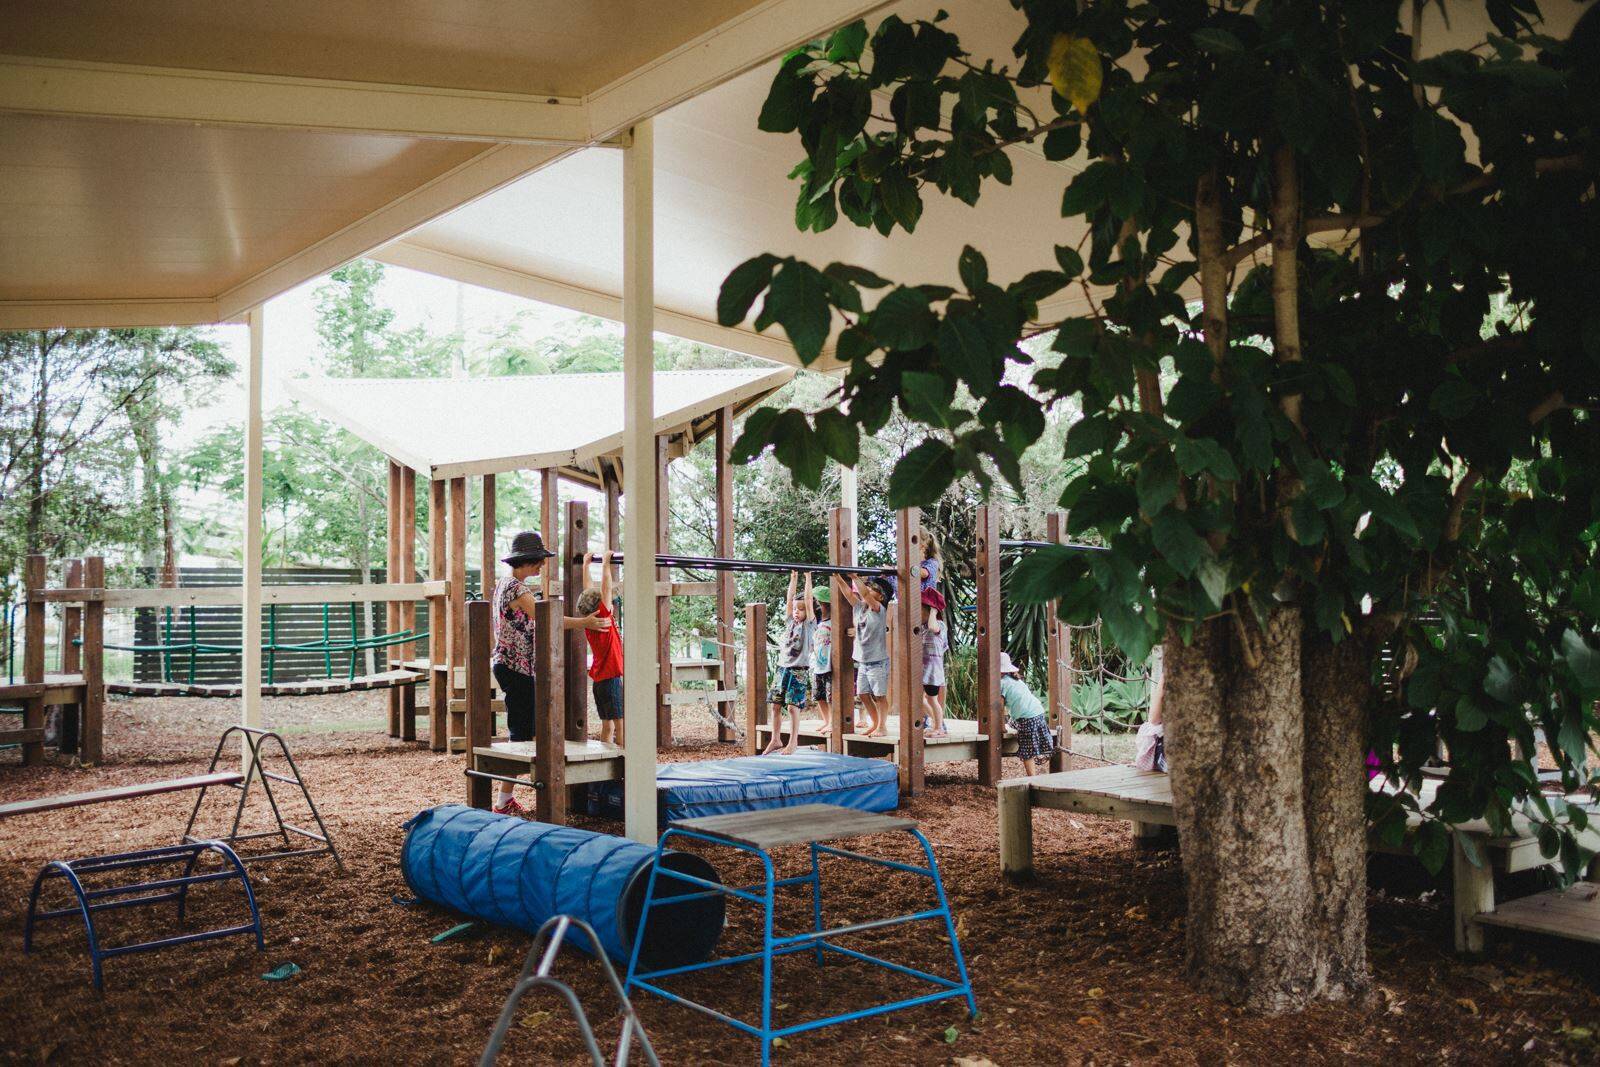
left=921, top=589, right=949, bottom=737
left=811, top=584, right=834, bottom=736
left=839, top=574, right=891, bottom=737
left=763, top=570, right=814, bottom=755
left=574, top=550, right=625, bottom=747
left=1000, top=652, right=1052, bottom=776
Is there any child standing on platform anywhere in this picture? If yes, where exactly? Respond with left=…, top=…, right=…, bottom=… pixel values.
left=1000, top=652, right=1052, bottom=776
left=921, top=589, right=948, bottom=737
left=839, top=575, right=891, bottom=737
left=763, top=570, right=814, bottom=755
left=575, top=550, right=625, bottom=747
left=811, top=585, right=834, bottom=736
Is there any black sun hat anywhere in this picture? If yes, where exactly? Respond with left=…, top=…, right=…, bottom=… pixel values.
left=502, top=531, right=556, bottom=566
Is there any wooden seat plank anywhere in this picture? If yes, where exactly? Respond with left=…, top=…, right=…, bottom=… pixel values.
left=1476, top=883, right=1600, bottom=944
left=0, top=772, right=243, bottom=818
left=670, top=803, right=918, bottom=850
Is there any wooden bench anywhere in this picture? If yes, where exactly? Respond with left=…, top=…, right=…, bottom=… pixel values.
left=751, top=715, right=1020, bottom=766
left=997, top=765, right=1600, bottom=953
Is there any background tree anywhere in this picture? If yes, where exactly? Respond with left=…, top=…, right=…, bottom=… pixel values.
left=720, top=1, right=1600, bottom=1010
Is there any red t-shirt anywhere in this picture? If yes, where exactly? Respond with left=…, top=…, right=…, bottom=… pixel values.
left=585, top=601, right=624, bottom=682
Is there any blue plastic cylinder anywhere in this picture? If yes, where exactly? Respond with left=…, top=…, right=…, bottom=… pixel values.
left=401, top=805, right=724, bottom=968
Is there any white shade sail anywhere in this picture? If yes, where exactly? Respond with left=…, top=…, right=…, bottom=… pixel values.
left=284, top=365, right=793, bottom=481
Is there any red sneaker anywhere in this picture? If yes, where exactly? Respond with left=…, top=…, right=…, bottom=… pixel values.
left=493, top=797, right=527, bottom=817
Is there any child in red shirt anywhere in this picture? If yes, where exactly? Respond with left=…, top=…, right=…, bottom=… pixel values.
left=575, top=550, right=626, bottom=745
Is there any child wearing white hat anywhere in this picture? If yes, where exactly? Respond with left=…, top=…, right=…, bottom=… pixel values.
left=999, top=652, right=1052, bottom=776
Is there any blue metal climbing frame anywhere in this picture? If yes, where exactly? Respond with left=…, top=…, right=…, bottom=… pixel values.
left=624, top=811, right=976, bottom=1067
left=24, top=840, right=264, bottom=990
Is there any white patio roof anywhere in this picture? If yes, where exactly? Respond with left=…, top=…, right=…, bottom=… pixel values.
left=284, top=365, right=794, bottom=481
left=0, top=0, right=894, bottom=329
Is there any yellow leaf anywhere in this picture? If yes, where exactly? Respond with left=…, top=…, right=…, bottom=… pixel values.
left=1455, top=997, right=1478, bottom=1015
left=1087, top=987, right=1104, bottom=998
left=521, top=1010, right=551, bottom=1030
left=1076, top=1015, right=1101, bottom=1026
left=1047, top=34, right=1103, bottom=115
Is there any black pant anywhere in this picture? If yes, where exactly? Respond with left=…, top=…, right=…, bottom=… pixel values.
left=493, top=663, right=536, bottom=742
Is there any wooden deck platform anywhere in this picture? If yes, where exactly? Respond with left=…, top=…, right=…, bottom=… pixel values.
left=471, top=738, right=625, bottom=786
left=0, top=673, right=87, bottom=704
left=752, top=716, right=1019, bottom=764
left=1476, top=882, right=1600, bottom=944
left=996, top=764, right=1600, bottom=953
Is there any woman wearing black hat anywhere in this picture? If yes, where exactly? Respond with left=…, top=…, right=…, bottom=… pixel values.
left=489, top=530, right=611, bottom=816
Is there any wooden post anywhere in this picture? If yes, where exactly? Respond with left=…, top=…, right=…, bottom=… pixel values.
left=399, top=465, right=418, bottom=741
left=428, top=477, right=448, bottom=751
left=540, top=468, right=558, bottom=600
left=895, top=509, right=924, bottom=795
left=481, top=473, right=497, bottom=593
left=604, top=460, right=622, bottom=553
left=563, top=501, right=590, bottom=742
left=744, top=602, right=767, bottom=756
left=713, top=406, right=736, bottom=743
left=465, top=599, right=492, bottom=810
left=386, top=458, right=402, bottom=738
left=827, top=507, right=855, bottom=749
left=59, top=558, right=83, bottom=755
left=533, top=598, right=567, bottom=823
left=621, top=118, right=658, bottom=845
left=21, top=554, right=46, bottom=766
left=975, top=506, right=1002, bottom=786
left=1454, top=835, right=1494, bottom=953
left=448, top=476, right=468, bottom=719
left=1046, top=512, right=1070, bottom=772
left=655, top=435, right=673, bottom=743
left=997, top=780, right=1034, bottom=881
left=80, top=556, right=105, bottom=765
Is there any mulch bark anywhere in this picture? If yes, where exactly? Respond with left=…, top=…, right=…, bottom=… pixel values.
left=1, top=696, right=1597, bottom=1065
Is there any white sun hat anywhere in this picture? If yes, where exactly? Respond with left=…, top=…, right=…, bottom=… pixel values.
left=999, top=652, right=1020, bottom=675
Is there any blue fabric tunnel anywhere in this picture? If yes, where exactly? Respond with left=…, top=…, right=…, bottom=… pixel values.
left=401, top=806, right=725, bottom=968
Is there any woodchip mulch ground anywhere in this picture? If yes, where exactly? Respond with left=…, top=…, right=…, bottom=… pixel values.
left=1, top=692, right=1597, bottom=1065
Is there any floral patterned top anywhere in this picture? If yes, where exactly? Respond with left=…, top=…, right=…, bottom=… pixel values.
left=492, top=576, right=539, bottom=676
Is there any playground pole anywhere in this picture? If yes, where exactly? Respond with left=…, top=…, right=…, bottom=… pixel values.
left=242, top=306, right=266, bottom=763
left=621, top=117, right=658, bottom=846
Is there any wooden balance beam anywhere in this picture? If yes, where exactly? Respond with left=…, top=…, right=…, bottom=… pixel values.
left=996, top=765, right=1600, bottom=953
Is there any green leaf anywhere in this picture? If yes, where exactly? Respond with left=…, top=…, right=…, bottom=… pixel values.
left=1152, top=510, right=1207, bottom=578
left=1429, top=378, right=1478, bottom=419
left=718, top=254, right=781, bottom=326
left=826, top=20, right=869, bottom=63
left=1042, top=123, right=1082, bottom=161
left=888, top=439, right=958, bottom=507
left=1054, top=244, right=1085, bottom=278
left=943, top=1026, right=960, bottom=1045
left=823, top=262, right=891, bottom=289
left=1192, top=27, right=1245, bottom=54
left=763, top=261, right=833, bottom=362
left=879, top=167, right=922, bottom=232
left=1455, top=696, right=1487, bottom=733
left=871, top=286, right=937, bottom=350
left=1413, top=110, right=1468, bottom=182
left=730, top=406, right=782, bottom=464
left=1135, top=450, right=1179, bottom=515
left=1560, top=629, right=1600, bottom=691
left=1484, top=656, right=1520, bottom=704
left=958, top=245, right=988, bottom=291
left=772, top=410, right=827, bottom=488
left=1195, top=557, right=1229, bottom=609
left=1414, top=821, right=1449, bottom=875
left=900, top=370, right=957, bottom=426
left=758, top=54, right=813, bottom=133
left=1300, top=460, right=1345, bottom=509
left=936, top=315, right=997, bottom=394
left=812, top=408, right=859, bottom=467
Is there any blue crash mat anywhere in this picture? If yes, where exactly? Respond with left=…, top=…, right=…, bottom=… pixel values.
left=588, top=751, right=899, bottom=821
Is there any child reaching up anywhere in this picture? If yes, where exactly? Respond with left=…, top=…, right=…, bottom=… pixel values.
left=574, top=550, right=625, bottom=746
left=839, top=575, right=892, bottom=737
left=812, top=585, right=833, bottom=736
left=763, top=570, right=814, bottom=755
left=1000, top=652, right=1051, bottom=776
left=921, top=589, right=948, bottom=737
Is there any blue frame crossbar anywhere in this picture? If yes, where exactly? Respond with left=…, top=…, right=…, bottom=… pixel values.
left=24, top=839, right=264, bottom=990
left=624, top=824, right=976, bottom=1066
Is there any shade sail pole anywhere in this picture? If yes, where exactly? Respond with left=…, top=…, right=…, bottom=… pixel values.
left=621, top=119, right=658, bottom=845
left=242, top=306, right=266, bottom=756
left=839, top=465, right=859, bottom=563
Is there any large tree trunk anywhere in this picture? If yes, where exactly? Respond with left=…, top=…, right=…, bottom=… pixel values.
left=1302, top=632, right=1373, bottom=1001
left=1164, top=613, right=1373, bottom=1011
left=1164, top=608, right=1317, bottom=1011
